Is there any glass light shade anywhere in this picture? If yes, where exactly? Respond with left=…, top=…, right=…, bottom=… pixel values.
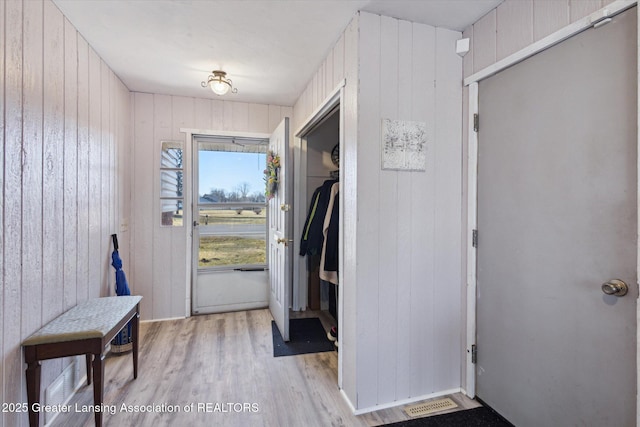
left=211, top=79, right=230, bottom=95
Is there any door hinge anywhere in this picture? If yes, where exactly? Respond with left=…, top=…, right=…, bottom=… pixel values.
left=471, top=344, right=477, bottom=364
left=472, top=229, right=478, bottom=248
left=473, top=113, right=479, bottom=132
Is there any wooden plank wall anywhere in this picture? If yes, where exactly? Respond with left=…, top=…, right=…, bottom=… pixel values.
left=0, top=1, right=131, bottom=425
left=356, top=13, right=462, bottom=410
left=292, top=12, right=463, bottom=410
left=462, top=0, right=617, bottom=79
left=459, top=0, right=618, bottom=388
left=130, top=94, right=291, bottom=321
left=342, top=17, right=360, bottom=406
left=292, top=14, right=360, bottom=404
left=291, top=27, right=349, bottom=132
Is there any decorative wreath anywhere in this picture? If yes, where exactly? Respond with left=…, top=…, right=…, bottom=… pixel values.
left=264, top=150, right=280, bottom=200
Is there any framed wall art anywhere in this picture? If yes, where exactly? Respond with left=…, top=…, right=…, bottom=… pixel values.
left=381, top=118, right=427, bottom=171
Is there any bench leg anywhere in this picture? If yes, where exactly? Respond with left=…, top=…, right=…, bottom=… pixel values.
left=86, top=353, right=93, bottom=385
left=92, top=352, right=105, bottom=427
left=132, top=310, right=140, bottom=379
left=25, top=358, right=41, bottom=427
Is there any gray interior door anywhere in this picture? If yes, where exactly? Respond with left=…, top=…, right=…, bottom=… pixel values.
left=476, top=8, right=637, bottom=426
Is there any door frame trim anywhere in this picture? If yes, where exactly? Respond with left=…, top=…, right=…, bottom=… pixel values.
left=293, top=80, right=344, bottom=311
left=293, top=79, right=345, bottom=388
left=465, top=82, right=479, bottom=397
left=180, top=128, right=271, bottom=318
left=463, top=1, right=639, bottom=405
left=464, top=0, right=636, bottom=86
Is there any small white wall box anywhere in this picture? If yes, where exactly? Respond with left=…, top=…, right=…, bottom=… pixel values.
left=456, top=38, right=470, bottom=57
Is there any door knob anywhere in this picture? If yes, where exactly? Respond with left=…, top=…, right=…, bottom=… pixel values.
left=277, top=238, right=292, bottom=246
left=601, top=279, right=628, bottom=297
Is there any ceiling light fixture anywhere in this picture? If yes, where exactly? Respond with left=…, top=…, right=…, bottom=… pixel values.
left=201, top=70, right=237, bottom=96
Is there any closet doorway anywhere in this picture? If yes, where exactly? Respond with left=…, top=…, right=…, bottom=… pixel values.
left=293, top=82, right=344, bottom=385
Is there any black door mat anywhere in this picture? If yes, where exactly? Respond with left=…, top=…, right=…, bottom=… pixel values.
left=381, top=406, right=513, bottom=427
left=271, top=317, right=335, bottom=357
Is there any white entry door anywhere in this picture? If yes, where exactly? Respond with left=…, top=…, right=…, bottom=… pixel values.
left=268, top=118, right=291, bottom=341
left=191, top=135, right=270, bottom=315
left=476, top=8, right=637, bottom=426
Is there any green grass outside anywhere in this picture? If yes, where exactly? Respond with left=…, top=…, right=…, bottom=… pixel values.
left=199, top=235, right=266, bottom=267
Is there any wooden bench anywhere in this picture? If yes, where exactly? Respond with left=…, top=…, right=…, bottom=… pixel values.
left=22, top=295, right=142, bottom=427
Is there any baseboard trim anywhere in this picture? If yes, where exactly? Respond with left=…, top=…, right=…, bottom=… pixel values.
left=351, top=387, right=463, bottom=415
left=140, top=316, right=186, bottom=324
left=340, top=388, right=357, bottom=413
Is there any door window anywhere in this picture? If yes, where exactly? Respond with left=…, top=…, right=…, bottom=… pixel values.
left=197, top=141, right=267, bottom=269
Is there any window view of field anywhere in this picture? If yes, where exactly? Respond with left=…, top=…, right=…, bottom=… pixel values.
left=199, top=235, right=266, bottom=267
left=197, top=148, right=267, bottom=269
left=198, top=208, right=266, bottom=267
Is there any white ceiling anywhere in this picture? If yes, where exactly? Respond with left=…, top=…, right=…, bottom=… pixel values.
left=53, top=0, right=502, bottom=106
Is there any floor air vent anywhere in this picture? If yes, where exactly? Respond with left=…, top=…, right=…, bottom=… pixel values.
left=404, top=397, right=458, bottom=417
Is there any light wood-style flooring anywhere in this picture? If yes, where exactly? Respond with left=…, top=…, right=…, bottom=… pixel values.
left=51, top=309, right=479, bottom=427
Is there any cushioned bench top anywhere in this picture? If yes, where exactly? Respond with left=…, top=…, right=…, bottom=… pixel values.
left=22, top=296, right=142, bottom=346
